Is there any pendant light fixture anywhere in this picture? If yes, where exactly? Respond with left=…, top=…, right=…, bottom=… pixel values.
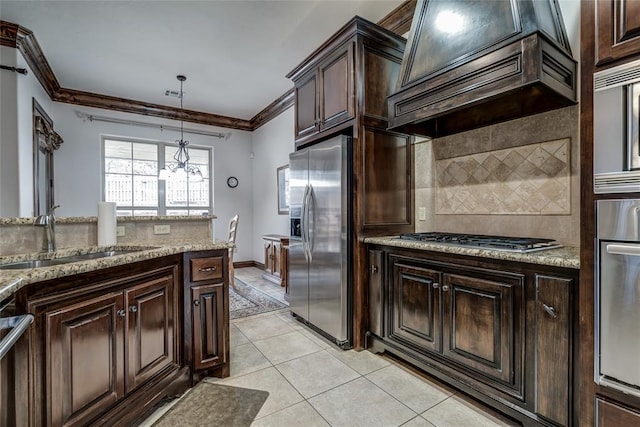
left=158, top=75, right=203, bottom=182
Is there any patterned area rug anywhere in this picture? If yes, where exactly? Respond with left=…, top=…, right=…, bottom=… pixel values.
left=152, top=382, right=269, bottom=427
left=229, top=278, right=287, bottom=319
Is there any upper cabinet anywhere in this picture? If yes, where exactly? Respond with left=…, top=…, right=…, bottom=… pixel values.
left=292, top=43, right=355, bottom=140
left=287, top=16, right=406, bottom=146
left=596, top=0, right=640, bottom=65
left=387, top=0, right=577, bottom=138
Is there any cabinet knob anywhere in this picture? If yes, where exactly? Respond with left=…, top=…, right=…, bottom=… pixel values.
left=433, top=282, right=440, bottom=289
left=193, top=299, right=200, bottom=307
left=198, top=266, right=217, bottom=272
left=542, top=303, right=558, bottom=318
left=129, top=305, right=138, bottom=313
left=371, top=265, right=378, bottom=274
left=117, top=309, right=126, bottom=317
left=442, top=284, right=449, bottom=292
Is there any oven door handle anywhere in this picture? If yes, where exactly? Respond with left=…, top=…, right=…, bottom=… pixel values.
left=606, top=243, right=640, bottom=256
left=0, top=314, right=34, bottom=360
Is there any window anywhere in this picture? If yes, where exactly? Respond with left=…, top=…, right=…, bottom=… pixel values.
left=103, top=137, right=212, bottom=216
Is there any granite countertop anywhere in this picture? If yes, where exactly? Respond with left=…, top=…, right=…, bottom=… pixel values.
left=364, top=236, right=580, bottom=269
left=0, top=240, right=233, bottom=302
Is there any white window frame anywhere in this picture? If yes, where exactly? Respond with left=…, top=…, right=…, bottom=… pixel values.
left=101, top=135, right=213, bottom=216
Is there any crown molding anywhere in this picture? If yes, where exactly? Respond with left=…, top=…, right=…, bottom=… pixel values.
left=378, top=0, right=416, bottom=35
left=250, top=88, right=295, bottom=130
left=0, top=0, right=415, bottom=132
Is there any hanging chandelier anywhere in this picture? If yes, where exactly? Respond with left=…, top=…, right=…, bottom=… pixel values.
left=158, top=75, right=203, bottom=182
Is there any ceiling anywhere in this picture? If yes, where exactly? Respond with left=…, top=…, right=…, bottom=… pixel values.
left=0, top=0, right=404, bottom=121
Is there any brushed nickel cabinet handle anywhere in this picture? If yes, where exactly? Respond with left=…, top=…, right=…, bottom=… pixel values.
left=442, top=284, right=449, bottom=291
left=193, top=300, right=200, bottom=307
left=371, top=265, right=378, bottom=274
left=433, top=282, right=440, bottom=289
left=129, top=305, right=137, bottom=313
left=198, top=266, right=217, bottom=272
left=117, top=309, right=126, bottom=317
left=542, top=303, right=558, bottom=318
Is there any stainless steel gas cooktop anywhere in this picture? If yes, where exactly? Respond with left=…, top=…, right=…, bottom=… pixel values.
left=398, top=232, right=562, bottom=253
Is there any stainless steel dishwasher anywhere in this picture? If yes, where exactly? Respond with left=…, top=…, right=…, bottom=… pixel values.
left=596, top=199, right=640, bottom=397
left=0, top=278, right=33, bottom=360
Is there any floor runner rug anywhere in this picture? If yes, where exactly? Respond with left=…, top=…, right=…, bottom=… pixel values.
left=152, top=382, right=269, bottom=427
left=229, top=277, right=287, bottom=319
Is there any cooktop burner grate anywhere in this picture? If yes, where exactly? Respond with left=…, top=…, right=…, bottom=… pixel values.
left=398, top=232, right=562, bottom=253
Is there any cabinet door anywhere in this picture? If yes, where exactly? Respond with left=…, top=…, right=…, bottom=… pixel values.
left=319, top=43, right=354, bottom=130
left=295, top=71, right=319, bottom=140
left=368, top=249, right=385, bottom=338
left=442, top=272, right=522, bottom=392
left=596, top=398, right=640, bottom=426
left=191, top=283, right=225, bottom=370
left=389, top=261, right=442, bottom=353
left=273, top=242, right=282, bottom=278
left=362, top=127, right=413, bottom=230
left=47, top=292, right=125, bottom=427
left=596, top=0, right=640, bottom=65
left=535, top=274, right=572, bottom=426
left=124, top=274, right=175, bottom=394
left=264, top=241, right=274, bottom=275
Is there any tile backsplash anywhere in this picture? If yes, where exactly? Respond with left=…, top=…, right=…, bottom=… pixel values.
left=435, top=139, right=570, bottom=215
left=415, top=105, right=580, bottom=247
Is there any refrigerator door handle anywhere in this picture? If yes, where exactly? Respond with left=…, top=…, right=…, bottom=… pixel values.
left=308, top=184, right=316, bottom=258
left=301, top=184, right=310, bottom=261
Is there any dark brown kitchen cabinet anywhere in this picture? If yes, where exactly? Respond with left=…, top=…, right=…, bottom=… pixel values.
left=535, top=274, right=572, bottom=426
left=183, top=250, right=229, bottom=381
left=596, top=398, right=640, bottom=426
left=288, top=16, right=412, bottom=349
left=21, top=257, right=182, bottom=427
left=262, top=234, right=289, bottom=287
left=292, top=43, right=354, bottom=141
left=191, top=283, right=224, bottom=370
left=368, top=246, right=578, bottom=426
left=124, top=276, right=175, bottom=393
left=47, top=292, right=125, bottom=426
left=596, top=0, right=640, bottom=65
left=389, top=262, right=442, bottom=354
left=442, top=272, right=522, bottom=393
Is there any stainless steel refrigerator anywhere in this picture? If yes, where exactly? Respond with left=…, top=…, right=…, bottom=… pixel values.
left=289, top=135, right=352, bottom=348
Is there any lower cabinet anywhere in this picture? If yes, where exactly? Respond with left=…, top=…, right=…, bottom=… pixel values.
left=596, top=398, right=640, bottom=426
left=24, top=257, right=181, bottom=427
left=368, top=247, right=577, bottom=426
left=183, top=250, right=230, bottom=381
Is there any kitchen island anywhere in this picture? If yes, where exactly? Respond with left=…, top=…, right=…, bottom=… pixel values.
left=0, top=240, right=233, bottom=427
left=365, top=236, right=579, bottom=427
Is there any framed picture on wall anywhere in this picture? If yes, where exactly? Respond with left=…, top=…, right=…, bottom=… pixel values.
left=277, top=164, right=289, bottom=215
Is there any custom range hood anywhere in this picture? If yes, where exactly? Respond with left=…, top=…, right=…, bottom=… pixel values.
left=387, top=0, right=577, bottom=138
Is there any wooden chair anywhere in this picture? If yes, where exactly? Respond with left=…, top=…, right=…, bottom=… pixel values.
left=228, top=214, right=239, bottom=288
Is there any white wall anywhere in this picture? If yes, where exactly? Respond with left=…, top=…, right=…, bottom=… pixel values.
left=51, top=103, right=255, bottom=262
left=249, top=107, right=295, bottom=263
left=0, top=46, right=54, bottom=217
left=0, top=46, right=19, bottom=217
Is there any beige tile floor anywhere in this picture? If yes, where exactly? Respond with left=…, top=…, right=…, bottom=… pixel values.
left=141, top=268, right=520, bottom=427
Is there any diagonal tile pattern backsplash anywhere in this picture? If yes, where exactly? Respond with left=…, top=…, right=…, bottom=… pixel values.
left=436, top=139, right=570, bottom=215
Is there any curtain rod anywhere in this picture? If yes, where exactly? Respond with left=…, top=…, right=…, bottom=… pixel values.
left=76, top=111, right=231, bottom=139
left=0, top=65, right=28, bottom=75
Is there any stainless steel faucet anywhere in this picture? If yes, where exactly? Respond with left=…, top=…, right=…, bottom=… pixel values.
left=34, top=204, right=60, bottom=252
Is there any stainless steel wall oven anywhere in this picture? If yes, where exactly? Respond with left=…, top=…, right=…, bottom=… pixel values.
left=596, top=199, right=640, bottom=397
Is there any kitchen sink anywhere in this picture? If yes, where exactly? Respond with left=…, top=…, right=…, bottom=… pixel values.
left=0, top=259, right=72, bottom=270
left=0, top=249, right=147, bottom=270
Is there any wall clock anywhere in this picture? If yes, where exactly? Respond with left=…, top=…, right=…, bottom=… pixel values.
left=227, top=176, right=239, bottom=188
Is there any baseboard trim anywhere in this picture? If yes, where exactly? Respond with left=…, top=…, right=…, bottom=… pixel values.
left=234, top=261, right=263, bottom=269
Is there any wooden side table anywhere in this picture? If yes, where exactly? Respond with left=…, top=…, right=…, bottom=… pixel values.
left=262, top=234, right=289, bottom=288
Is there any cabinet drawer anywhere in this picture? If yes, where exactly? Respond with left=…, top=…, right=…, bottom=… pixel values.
left=190, top=257, right=223, bottom=282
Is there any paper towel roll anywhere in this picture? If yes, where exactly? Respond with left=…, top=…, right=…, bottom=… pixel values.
left=98, top=202, right=117, bottom=246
